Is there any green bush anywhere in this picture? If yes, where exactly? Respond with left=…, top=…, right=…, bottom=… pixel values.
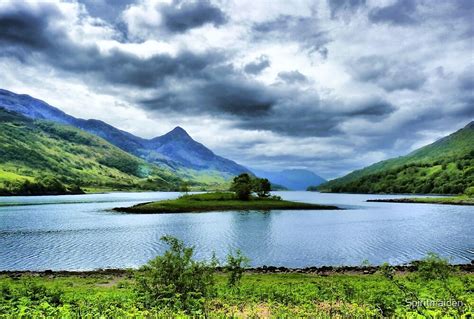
left=413, top=253, right=453, bottom=281
left=225, top=249, right=250, bottom=288
left=134, top=236, right=217, bottom=313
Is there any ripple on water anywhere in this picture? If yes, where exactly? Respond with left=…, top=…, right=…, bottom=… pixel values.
left=0, top=192, right=473, bottom=270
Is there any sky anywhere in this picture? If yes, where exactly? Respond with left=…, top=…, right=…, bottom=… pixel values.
left=0, top=0, right=472, bottom=179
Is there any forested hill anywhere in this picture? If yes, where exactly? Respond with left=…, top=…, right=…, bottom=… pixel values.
left=0, top=89, right=249, bottom=177
left=315, top=121, right=474, bottom=195
left=0, top=109, right=182, bottom=195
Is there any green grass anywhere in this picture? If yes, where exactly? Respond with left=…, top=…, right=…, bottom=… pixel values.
left=0, top=270, right=472, bottom=318
left=114, top=192, right=339, bottom=213
left=368, top=195, right=474, bottom=206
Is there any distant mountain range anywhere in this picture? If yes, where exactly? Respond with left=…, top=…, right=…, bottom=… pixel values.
left=315, top=121, right=474, bottom=195
left=251, top=168, right=326, bottom=190
left=0, top=89, right=249, bottom=188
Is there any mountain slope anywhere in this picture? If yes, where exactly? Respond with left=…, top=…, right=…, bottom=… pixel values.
left=148, top=127, right=249, bottom=174
left=0, top=89, right=249, bottom=180
left=316, top=121, right=474, bottom=194
left=0, top=108, right=182, bottom=194
left=252, top=168, right=326, bottom=190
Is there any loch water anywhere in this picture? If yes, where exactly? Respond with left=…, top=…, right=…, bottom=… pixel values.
left=0, top=191, right=472, bottom=270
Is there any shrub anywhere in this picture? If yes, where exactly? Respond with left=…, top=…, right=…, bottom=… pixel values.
left=226, top=249, right=250, bottom=288
left=134, top=236, right=217, bottom=313
left=413, top=253, right=452, bottom=281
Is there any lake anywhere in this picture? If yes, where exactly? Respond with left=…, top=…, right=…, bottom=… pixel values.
left=0, top=191, right=472, bottom=270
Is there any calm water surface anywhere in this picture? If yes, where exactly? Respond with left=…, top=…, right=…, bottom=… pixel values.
left=0, top=191, right=472, bottom=270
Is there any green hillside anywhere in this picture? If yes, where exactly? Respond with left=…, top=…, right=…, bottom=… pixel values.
left=316, top=121, right=474, bottom=195
left=0, top=109, right=182, bottom=195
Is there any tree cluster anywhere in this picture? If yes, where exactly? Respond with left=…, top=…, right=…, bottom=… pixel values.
left=230, top=173, right=272, bottom=200
left=0, top=177, right=83, bottom=196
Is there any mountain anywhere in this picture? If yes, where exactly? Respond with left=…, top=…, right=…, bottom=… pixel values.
left=316, top=121, right=474, bottom=194
left=0, top=108, right=182, bottom=195
left=252, top=168, right=326, bottom=190
left=0, top=89, right=249, bottom=181
left=147, top=127, right=249, bottom=174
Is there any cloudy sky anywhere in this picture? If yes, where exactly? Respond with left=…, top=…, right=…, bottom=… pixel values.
left=0, top=0, right=472, bottom=179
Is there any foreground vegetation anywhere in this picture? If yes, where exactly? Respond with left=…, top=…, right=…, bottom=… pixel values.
left=315, top=121, right=474, bottom=195
left=114, top=192, right=338, bottom=213
left=368, top=195, right=474, bottom=206
left=0, top=237, right=472, bottom=318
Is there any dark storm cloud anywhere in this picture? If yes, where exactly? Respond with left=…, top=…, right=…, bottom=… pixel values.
left=349, top=55, right=426, bottom=91
left=244, top=55, right=270, bottom=75
left=140, top=62, right=395, bottom=137
left=0, top=2, right=225, bottom=88
left=277, top=70, right=308, bottom=84
left=252, top=15, right=330, bottom=57
left=159, top=0, right=227, bottom=33
left=0, top=2, right=277, bottom=121
left=0, top=3, right=62, bottom=50
left=140, top=64, right=277, bottom=116
left=327, top=0, right=366, bottom=18
left=234, top=94, right=396, bottom=137
left=368, top=0, right=418, bottom=25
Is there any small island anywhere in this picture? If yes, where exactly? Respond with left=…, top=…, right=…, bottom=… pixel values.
left=114, top=174, right=339, bottom=213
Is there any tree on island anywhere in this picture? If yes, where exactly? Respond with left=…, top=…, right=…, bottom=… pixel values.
left=254, top=177, right=271, bottom=198
left=230, top=173, right=253, bottom=200
left=230, top=173, right=272, bottom=200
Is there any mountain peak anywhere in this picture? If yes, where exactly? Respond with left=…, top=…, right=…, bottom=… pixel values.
left=165, top=126, right=192, bottom=139
left=171, top=126, right=188, bottom=134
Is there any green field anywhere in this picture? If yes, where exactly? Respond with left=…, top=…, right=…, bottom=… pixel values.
left=113, top=192, right=339, bottom=213
left=0, top=267, right=472, bottom=318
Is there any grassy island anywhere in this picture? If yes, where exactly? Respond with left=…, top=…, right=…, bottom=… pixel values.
left=114, top=192, right=339, bottom=213
left=367, top=195, right=474, bottom=206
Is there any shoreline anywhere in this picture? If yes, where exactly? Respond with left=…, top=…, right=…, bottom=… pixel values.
left=113, top=204, right=340, bottom=214
left=2, top=263, right=473, bottom=277
left=367, top=197, right=474, bottom=206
